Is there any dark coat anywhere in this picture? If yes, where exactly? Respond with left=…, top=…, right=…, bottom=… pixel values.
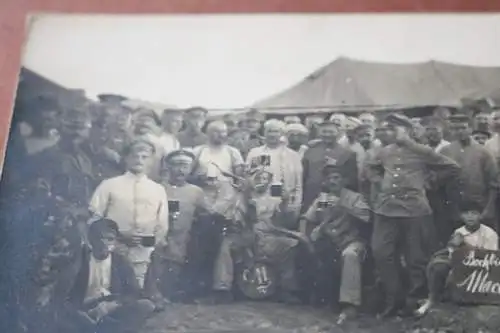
left=66, top=248, right=141, bottom=308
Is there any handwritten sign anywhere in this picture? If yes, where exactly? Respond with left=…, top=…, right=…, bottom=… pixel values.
left=449, top=248, right=500, bottom=305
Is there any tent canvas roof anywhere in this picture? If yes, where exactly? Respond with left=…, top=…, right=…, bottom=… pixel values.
left=253, top=57, right=500, bottom=114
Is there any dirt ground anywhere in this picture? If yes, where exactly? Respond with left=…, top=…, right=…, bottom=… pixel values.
left=142, top=302, right=428, bottom=333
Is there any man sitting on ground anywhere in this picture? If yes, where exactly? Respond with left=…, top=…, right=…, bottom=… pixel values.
left=62, top=218, right=155, bottom=333
left=415, top=207, right=498, bottom=317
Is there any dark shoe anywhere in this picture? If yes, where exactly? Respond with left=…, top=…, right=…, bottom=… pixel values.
left=378, top=299, right=405, bottom=319
left=408, top=286, right=427, bottom=299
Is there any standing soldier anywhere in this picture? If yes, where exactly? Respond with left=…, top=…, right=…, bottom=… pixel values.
left=178, top=106, right=208, bottom=148
left=89, top=139, right=169, bottom=288
left=242, top=109, right=265, bottom=152
left=302, top=119, right=357, bottom=211
left=92, top=94, right=132, bottom=182
left=440, top=114, right=498, bottom=232
left=31, top=98, right=96, bottom=213
left=367, top=114, right=460, bottom=317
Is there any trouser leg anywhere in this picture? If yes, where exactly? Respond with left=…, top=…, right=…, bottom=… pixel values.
left=160, top=260, right=184, bottom=300
left=403, top=216, right=431, bottom=298
left=339, top=241, right=365, bottom=306
left=372, top=214, right=401, bottom=302
left=278, top=248, right=299, bottom=292
left=97, top=299, right=155, bottom=333
left=212, top=237, right=236, bottom=291
left=426, top=256, right=451, bottom=302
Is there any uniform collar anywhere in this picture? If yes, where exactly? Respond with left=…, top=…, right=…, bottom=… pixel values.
left=124, top=171, right=148, bottom=181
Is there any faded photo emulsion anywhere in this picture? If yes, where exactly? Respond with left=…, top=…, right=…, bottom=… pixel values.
left=2, top=14, right=500, bottom=333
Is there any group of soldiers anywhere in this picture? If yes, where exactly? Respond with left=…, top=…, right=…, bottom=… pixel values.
left=3, top=91, right=500, bottom=332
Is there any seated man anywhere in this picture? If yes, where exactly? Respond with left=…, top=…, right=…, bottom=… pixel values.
left=210, top=167, right=302, bottom=304
left=415, top=207, right=499, bottom=317
left=61, top=218, right=155, bottom=333
left=300, top=160, right=370, bottom=324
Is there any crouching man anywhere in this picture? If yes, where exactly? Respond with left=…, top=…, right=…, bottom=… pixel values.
left=415, top=207, right=498, bottom=317
left=300, top=159, right=370, bottom=324
left=211, top=167, right=302, bottom=303
left=61, top=218, right=155, bottom=333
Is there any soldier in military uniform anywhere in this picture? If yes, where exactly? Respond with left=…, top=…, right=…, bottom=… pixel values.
left=178, top=106, right=208, bottom=148
left=241, top=109, right=265, bottom=153
left=302, top=120, right=358, bottom=212
left=90, top=94, right=132, bottom=182
left=30, top=99, right=96, bottom=214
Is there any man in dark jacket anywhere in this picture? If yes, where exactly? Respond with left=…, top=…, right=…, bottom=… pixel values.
left=302, top=120, right=358, bottom=211
left=61, top=218, right=154, bottom=333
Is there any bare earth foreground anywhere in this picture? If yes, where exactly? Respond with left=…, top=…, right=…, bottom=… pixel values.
left=140, top=302, right=500, bottom=333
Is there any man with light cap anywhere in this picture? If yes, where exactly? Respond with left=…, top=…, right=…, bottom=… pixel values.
left=178, top=106, right=208, bottom=148
left=246, top=119, right=303, bottom=216
left=159, top=108, right=182, bottom=156
left=303, top=119, right=358, bottom=211
left=359, top=112, right=377, bottom=128
left=329, top=113, right=348, bottom=144
left=366, top=113, right=460, bottom=317
left=285, top=123, right=309, bottom=158
left=146, top=149, right=211, bottom=302
left=89, top=139, right=169, bottom=288
left=191, top=121, right=245, bottom=183
left=284, top=115, right=301, bottom=125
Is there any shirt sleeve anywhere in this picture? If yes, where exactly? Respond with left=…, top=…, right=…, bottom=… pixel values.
left=484, top=229, right=499, bottom=251
left=230, top=147, right=244, bottom=166
left=155, top=186, right=169, bottom=243
left=290, top=152, right=303, bottom=213
left=88, top=180, right=111, bottom=220
left=341, top=190, right=370, bottom=223
left=302, top=198, right=318, bottom=223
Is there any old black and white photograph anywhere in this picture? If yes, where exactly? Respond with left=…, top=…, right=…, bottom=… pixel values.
left=2, top=14, right=500, bottom=333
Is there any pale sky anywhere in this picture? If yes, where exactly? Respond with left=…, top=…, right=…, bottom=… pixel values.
left=22, top=14, right=500, bottom=109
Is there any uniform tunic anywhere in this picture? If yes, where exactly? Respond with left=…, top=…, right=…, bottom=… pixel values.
left=440, top=141, right=498, bottom=212
left=302, top=141, right=357, bottom=211
left=163, top=183, right=206, bottom=263
left=89, top=172, right=169, bottom=286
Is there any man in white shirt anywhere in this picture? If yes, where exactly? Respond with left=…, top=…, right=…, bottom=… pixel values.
left=62, top=218, right=154, bottom=333
left=89, top=139, right=169, bottom=288
left=246, top=119, right=303, bottom=216
left=416, top=207, right=498, bottom=317
left=191, top=121, right=245, bottom=182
